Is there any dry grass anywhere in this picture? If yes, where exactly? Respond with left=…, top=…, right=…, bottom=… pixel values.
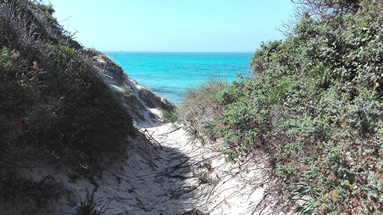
left=178, top=79, right=228, bottom=136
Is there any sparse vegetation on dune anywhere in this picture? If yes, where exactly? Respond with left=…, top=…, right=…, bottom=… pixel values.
left=179, top=0, right=383, bottom=213
left=0, top=0, right=134, bottom=211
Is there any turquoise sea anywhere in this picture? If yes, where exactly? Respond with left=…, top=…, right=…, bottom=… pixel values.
left=105, top=52, right=254, bottom=105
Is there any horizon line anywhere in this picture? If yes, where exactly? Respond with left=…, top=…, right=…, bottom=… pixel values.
left=101, top=50, right=255, bottom=53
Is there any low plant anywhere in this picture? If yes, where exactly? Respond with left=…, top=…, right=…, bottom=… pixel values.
left=77, top=189, right=111, bottom=215
left=203, top=161, right=212, bottom=171
left=198, top=172, right=212, bottom=185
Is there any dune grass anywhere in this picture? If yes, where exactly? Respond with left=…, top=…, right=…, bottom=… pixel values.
left=177, top=79, right=229, bottom=137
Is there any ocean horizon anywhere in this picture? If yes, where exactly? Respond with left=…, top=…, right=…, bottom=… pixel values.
left=105, top=52, right=254, bottom=105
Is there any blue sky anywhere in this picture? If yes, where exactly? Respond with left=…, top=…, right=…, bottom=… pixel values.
left=48, top=0, right=294, bottom=52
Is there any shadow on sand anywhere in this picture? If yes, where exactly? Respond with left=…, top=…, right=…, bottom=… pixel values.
left=88, top=130, right=205, bottom=215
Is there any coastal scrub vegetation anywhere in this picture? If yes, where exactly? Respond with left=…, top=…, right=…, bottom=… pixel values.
left=179, top=0, right=383, bottom=213
left=0, top=0, right=134, bottom=211
left=178, top=79, right=228, bottom=139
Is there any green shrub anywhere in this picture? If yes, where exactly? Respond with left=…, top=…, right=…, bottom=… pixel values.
left=180, top=0, right=383, bottom=213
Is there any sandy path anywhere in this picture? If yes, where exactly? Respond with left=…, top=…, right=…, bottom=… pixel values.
left=22, top=121, right=276, bottom=215
left=84, top=122, right=275, bottom=215
left=91, top=123, right=206, bottom=215
left=19, top=116, right=279, bottom=215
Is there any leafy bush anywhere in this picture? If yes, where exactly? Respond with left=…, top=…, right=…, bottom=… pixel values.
left=179, top=0, right=383, bottom=213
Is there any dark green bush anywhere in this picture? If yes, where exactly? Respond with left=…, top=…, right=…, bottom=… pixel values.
left=0, top=172, right=64, bottom=209
left=0, top=1, right=135, bottom=211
